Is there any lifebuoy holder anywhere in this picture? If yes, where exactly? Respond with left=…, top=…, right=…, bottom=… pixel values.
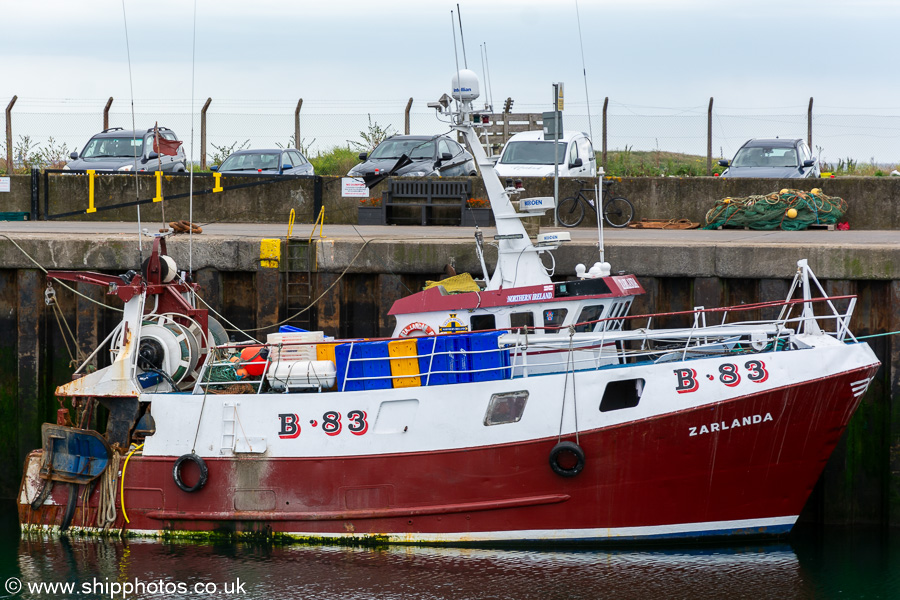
left=549, top=441, right=585, bottom=477
left=398, top=321, right=436, bottom=337
left=173, top=453, right=208, bottom=492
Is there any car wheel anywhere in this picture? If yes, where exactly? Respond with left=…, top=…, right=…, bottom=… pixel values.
left=469, top=171, right=477, bottom=177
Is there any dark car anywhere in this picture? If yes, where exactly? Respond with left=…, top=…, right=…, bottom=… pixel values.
left=64, top=127, right=186, bottom=172
left=211, top=149, right=314, bottom=176
left=719, top=138, right=819, bottom=178
left=347, top=135, right=476, bottom=180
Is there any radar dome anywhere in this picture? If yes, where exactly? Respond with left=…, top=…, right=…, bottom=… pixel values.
left=451, top=69, right=480, bottom=101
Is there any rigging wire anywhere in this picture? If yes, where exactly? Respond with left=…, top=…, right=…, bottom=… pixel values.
left=120, top=0, right=143, bottom=265
left=189, top=0, right=199, bottom=276
left=0, top=233, right=123, bottom=312
left=574, top=0, right=604, bottom=263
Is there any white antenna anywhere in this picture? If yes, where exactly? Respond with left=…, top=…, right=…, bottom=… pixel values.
left=456, top=4, right=468, bottom=69
left=575, top=0, right=604, bottom=263
left=483, top=42, right=495, bottom=110
left=120, top=0, right=142, bottom=262
left=450, top=11, right=461, bottom=108
left=479, top=44, right=488, bottom=109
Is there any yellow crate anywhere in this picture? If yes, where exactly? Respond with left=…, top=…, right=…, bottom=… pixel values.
left=388, top=339, right=421, bottom=388
left=315, top=343, right=340, bottom=390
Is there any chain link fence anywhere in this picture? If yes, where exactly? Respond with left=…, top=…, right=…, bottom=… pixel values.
left=3, top=97, right=900, bottom=173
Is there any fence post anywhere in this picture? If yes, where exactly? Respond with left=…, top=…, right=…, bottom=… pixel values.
left=707, top=97, right=713, bottom=176
left=30, top=167, right=39, bottom=221
left=294, top=99, right=303, bottom=150
left=601, top=96, right=608, bottom=170
left=404, top=98, right=413, bottom=135
left=103, top=97, right=113, bottom=130
left=808, top=97, right=813, bottom=149
left=200, top=97, right=212, bottom=170
left=5, top=95, right=16, bottom=174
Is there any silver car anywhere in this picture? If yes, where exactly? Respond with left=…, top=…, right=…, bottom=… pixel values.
left=719, top=138, right=819, bottom=178
left=211, top=149, right=314, bottom=176
left=64, top=127, right=186, bottom=172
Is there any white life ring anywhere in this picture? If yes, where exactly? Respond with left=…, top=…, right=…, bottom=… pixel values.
left=399, top=322, right=436, bottom=337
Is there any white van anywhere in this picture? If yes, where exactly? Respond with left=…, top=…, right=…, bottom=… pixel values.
left=494, top=130, right=596, bottom=178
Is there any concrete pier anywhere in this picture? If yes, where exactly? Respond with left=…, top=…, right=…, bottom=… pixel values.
left=1, top=221, right=899, bottom=527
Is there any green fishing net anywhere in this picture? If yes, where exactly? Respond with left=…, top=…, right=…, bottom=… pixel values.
left=703, top=188, right=847, bottom=231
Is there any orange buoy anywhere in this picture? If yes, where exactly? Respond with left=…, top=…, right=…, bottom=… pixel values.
left=240, top=345, right=267, bottom=377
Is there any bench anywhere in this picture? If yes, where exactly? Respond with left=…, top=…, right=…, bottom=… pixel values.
left=382, top=180, right=472, bottom=226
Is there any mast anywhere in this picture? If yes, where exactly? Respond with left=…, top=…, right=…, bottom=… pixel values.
left=448, top=70, right=552, bottom=290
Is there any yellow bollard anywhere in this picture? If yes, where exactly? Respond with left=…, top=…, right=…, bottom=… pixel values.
left=287, top=208, right=295, bottom=239
left=213, top=171, right=223, bottom=193
left=153, top=171, right=163, bottom=203
left=86, top=170, right=97, bottom=213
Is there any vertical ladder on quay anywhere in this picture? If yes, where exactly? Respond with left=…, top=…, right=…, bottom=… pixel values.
left=283, top=239, right=315, bottom=331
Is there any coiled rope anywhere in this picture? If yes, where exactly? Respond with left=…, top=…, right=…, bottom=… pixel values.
left=97, top=451, right=121, bottom=531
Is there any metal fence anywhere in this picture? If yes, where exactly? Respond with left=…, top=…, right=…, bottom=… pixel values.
left=3, top=96, right=900, bottom=173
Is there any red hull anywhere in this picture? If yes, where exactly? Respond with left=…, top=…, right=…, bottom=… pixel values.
left=20, top=366, right=876, bottom=542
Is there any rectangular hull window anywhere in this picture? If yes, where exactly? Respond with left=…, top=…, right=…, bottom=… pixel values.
left=484, top=391, right=529, bottom=426
left=599, top=379, right=644, bottom=412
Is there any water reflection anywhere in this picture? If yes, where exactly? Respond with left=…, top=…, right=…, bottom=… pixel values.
left=4, top=516, right=899, bottom=600
left=12, top=533, right=810, bottom=600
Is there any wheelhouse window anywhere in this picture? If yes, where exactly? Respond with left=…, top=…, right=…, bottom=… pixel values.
left=470, top=314, right=496, bottom=331
left=510, top=311, right=535, bottom=334
left=543, top=308, right=568, bottom=332
left=599, top=379, right=644, bottom=412
left=484, top=391, right=528, bottom=426
left=574, top=304, right=605, bottom=333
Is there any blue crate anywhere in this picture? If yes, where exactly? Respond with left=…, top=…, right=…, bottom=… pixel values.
left=335, top=341, right=392, bottom=391
left=416, top=335, right=468, bottom=386
left=465, top=331, right=511, bottom=382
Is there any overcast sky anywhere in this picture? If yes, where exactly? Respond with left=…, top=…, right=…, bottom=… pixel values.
left=3, top=0, right=898, bottom=161
left=3, top=0, right=897, bottom=112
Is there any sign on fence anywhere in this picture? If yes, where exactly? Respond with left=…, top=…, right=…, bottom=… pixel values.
left=0, top=177, right=10, bottom=192
left=342, top=177, right=368, bottom=198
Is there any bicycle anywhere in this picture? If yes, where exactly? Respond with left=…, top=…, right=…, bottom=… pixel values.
left=556, top=179, right=634, bottom=228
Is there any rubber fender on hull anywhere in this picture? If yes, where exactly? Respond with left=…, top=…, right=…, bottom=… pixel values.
left=173, top=453, right=208, bottom=492
left=549, top=441, right=585, bottom=477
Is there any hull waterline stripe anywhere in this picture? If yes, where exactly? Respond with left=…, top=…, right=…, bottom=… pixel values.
left=25, top=515, right=799, bottom=544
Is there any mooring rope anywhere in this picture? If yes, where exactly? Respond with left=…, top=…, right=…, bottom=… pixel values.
left=97, top=451, right=121, bottom=531
left=557, top=326, right=581, bottom=444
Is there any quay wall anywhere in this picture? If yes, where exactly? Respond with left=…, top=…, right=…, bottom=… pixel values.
left=0, top=233, right=899, bottom=528
left=1, top=174, right=899, bottom=229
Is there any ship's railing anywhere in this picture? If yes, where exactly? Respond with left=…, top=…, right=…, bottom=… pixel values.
left=502, top=293, right=859, bottom=377
left=192, top=293, right=858, bottom=393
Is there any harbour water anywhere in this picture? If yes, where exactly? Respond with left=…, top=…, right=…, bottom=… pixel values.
left=1, top=502, right=898, bottom=600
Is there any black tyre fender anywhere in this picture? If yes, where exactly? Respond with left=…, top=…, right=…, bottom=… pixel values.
left=548, top=441, right=585, bottom=477
left=173, top=453, right=208, bottom=492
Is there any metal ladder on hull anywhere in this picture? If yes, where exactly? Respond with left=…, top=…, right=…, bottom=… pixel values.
left=284, top=239, right=315, bottom=331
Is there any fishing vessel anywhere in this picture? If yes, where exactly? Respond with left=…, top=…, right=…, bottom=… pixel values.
left=18, top=72, right=880, bottom=544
